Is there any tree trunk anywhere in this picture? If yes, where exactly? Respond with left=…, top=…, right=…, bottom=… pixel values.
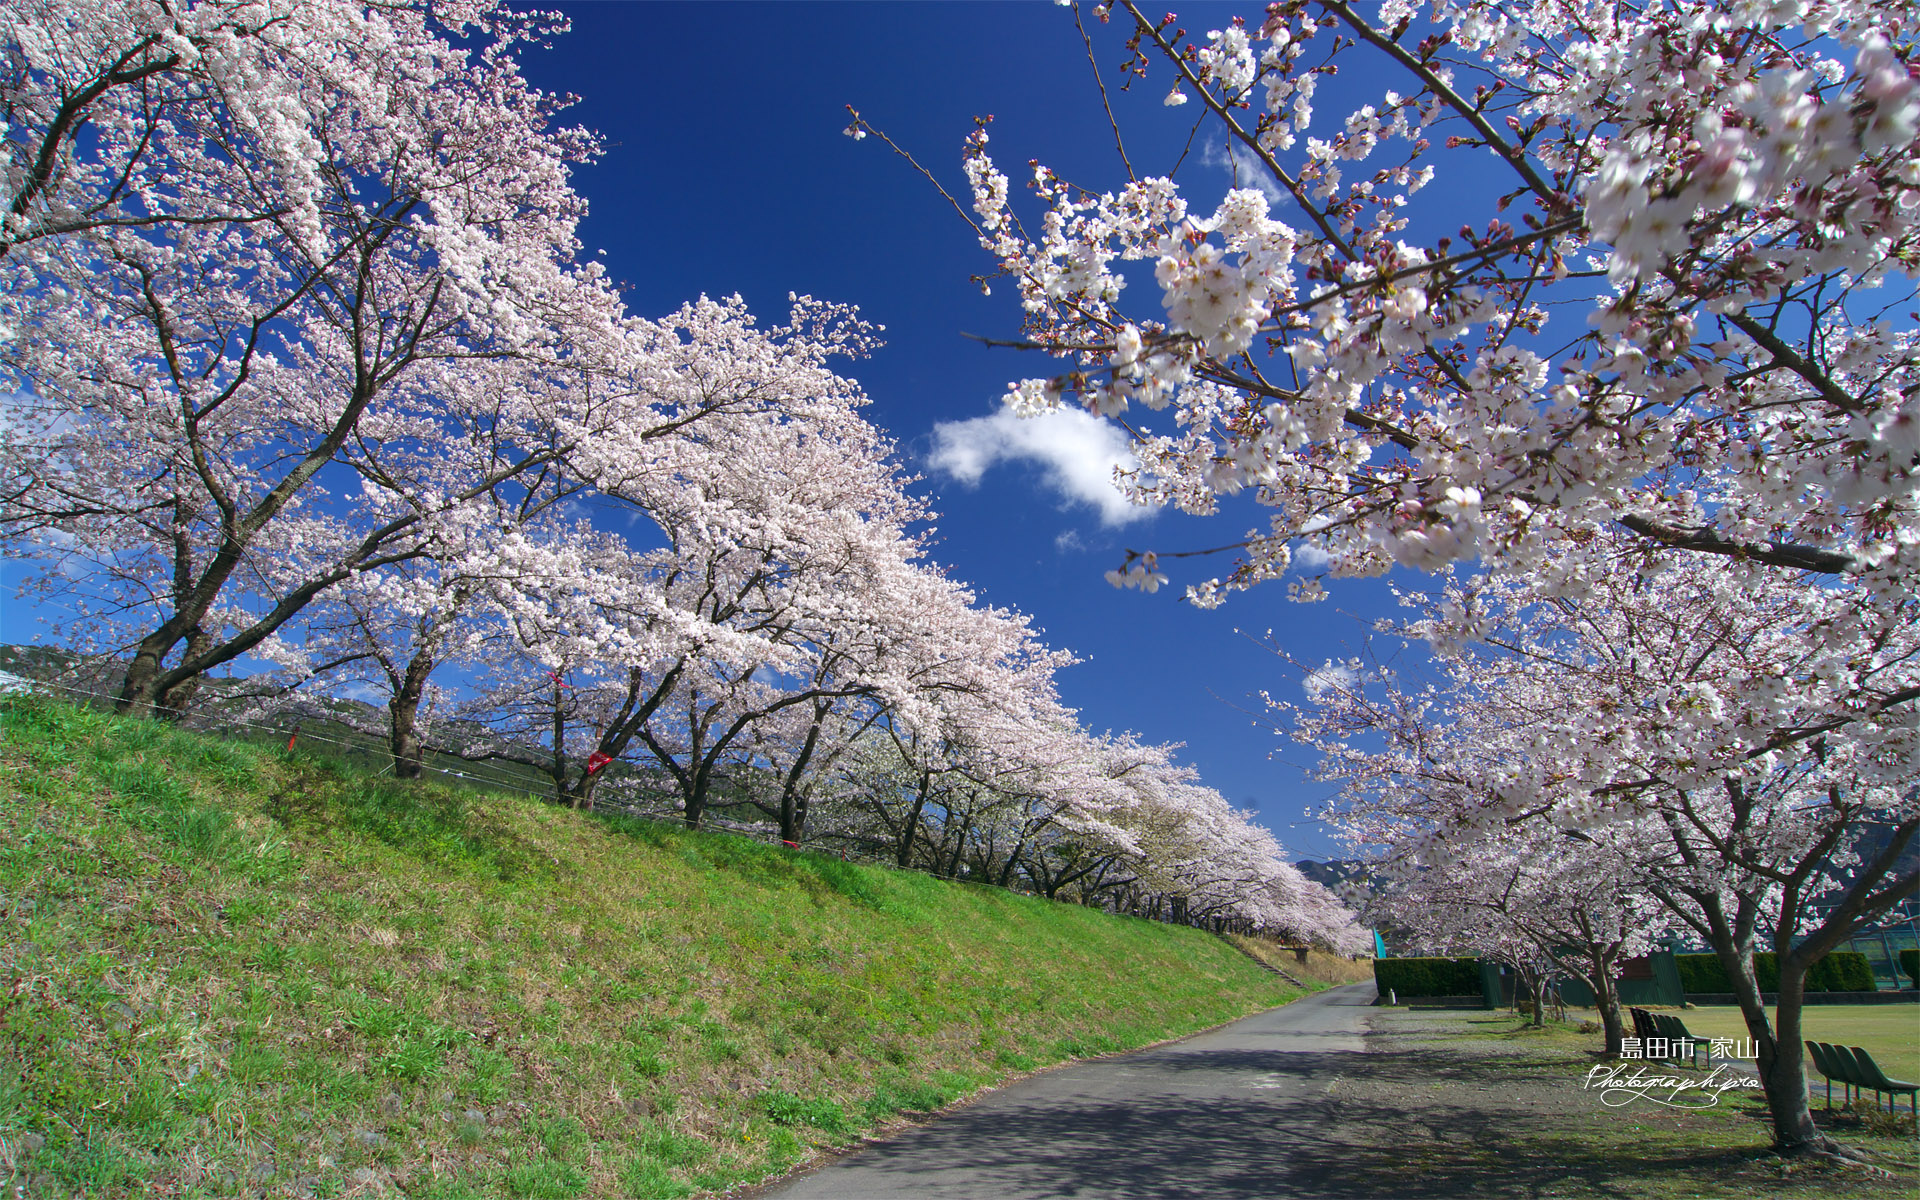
left=897, top=775, right=930, bottom=867
left=682, top=761, right=712, bottom=829
left=777, top=711, right=825, bottom=843
left=117, top=623, right=186, bottom=715
left=1743, top=956, right=1827, bottom=1152
left=387, top=647, right=435, bottom=780
left=155, top=625, right=214, bottom=720
left=1592, top=972, right=1625, bottom=1057
left=571, top=770, right=602, bottom=811
left=391, top=702, right=424, bottom=780
left=1719, top=945, right=1832, bottom=1156
left=1581, top=949, right=1626, bottom=1056
left=946, top=811, right=974, bottom=879
left=998, top=840, right=1027, bottom=888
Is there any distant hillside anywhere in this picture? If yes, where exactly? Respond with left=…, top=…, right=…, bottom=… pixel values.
left=1294, top=859, right=1368, bottom=890
left=0, top=696, right=1307, bottom=1198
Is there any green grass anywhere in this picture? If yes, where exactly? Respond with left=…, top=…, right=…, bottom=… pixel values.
left=1665, top=1006, right=1920, bottom=1083
left=0, top=697, right=1306, bottom=1197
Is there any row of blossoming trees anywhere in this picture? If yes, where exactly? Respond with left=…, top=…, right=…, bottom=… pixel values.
left=0, top=0, right=1367, bottom=954
left=895, top=0, right=1918, bottom=1161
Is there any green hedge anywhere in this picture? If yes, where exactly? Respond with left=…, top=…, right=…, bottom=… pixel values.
left=1901, top=949, right=1918, bottom=988
left=1373, top=957, right=1482, bottom=998
left=1674, top=951, right=1876, bottom=994
left=1674, top=954, right=1722, bottom=994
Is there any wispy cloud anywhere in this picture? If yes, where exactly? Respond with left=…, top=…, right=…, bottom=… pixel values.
left=1202, top=139, right=1287, bottom=208
left=927, top=406, right=1149, bottom=527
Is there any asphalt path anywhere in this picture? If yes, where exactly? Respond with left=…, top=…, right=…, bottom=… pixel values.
left=754, top=981, right=1380, bottom=1199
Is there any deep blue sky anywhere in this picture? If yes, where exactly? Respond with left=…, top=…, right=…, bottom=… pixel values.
left=502, top=1, right=1415, bottom=859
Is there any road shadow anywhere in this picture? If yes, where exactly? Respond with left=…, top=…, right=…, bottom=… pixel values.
left=772, top=1047, right=1789, bottom=1200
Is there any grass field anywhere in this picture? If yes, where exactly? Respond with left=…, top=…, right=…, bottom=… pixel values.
left=1668, top=1006, right=1920, bottom=1086
left=1537, top=1002, right=1917, bottom=1085
left=0, top=697, right=1305, bottom=1198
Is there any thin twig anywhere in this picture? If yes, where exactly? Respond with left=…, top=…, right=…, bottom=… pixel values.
left=843, top=107, right=982, bottom=236
left=1075, top=2, right=1135, bottom=181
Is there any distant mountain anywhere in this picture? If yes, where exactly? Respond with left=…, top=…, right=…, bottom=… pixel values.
left=1295, top=859, right=1369, bottom=889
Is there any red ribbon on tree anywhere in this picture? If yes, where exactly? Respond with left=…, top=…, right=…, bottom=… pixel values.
left=585, top=750, right=613, bottom=776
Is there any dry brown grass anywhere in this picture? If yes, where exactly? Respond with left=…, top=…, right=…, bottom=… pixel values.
left=1226, top=934, right=1377, bottom=986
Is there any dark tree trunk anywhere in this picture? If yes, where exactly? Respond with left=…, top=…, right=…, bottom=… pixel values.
left=1584, top=947, right=1626, bottom=1056
left=117, top=624, right=184, bottom=715
left=1718, top=943, right=1830, bottom=1156
left=1594, top=975, right=1625, bottom=1057
left=778, top=717, right=824, bottom=843
left=998, top=840, right=1027, bottom=888
left=945, top=811, right=974, bottom=879
left=387, top=646, right=436, bottom=780
left=390, top=704, right=424, bottom=780
left=155, top=625, right=214, bottom=719
left=897, top=773, right=930, bottom=867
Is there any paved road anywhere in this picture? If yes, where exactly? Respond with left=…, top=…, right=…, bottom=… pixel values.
left=756, top=981, right=1379, bottom=1199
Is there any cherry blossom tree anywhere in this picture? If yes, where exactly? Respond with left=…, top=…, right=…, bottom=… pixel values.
left=252, top=501, right=599, bottom=780
left=732, top=570, right=1072, bottom=845
left=802, top=638, right=1091, bottom=872
left=0, top=0, right=675, bottom=717
left=859, top=0, right=1918, bottom=608
left=1356, top=819, right=1662, bottom=1047
left=798, top=686, right=1366, bottom=945
left=1293, top=539, right=1917, bottom=1155
left=551, top=347, right=932, bottom=821
left=453, top=640, right=615, bottom=807
left=254, top=562, right=478, bottom=779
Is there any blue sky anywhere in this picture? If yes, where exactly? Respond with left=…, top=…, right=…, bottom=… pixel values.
left=500, top=1, right=1419, bottom=859
left=0, top=2, right=1425, bottom=860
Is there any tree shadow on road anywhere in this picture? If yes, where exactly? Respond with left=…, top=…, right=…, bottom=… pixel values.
left=799, top=1047, right=1886, bottom=1199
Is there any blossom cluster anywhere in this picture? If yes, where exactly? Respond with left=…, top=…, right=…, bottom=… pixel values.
left=950, top=0, right=1918, bottom=608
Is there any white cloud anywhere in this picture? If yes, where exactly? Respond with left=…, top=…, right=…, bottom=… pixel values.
left=1302, top=661, right=1359, bottom=700
left=1292, top=541, right=1331, bottom=570
left=927, top=405, right=1150, bottom=527
left=1202, top=139, right=1287, bottom=208
left=1054, top=529, right=1088, bottom=553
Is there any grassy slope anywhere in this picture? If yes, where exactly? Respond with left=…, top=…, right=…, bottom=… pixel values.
left=0, top=699, right=1305, bottom=1198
